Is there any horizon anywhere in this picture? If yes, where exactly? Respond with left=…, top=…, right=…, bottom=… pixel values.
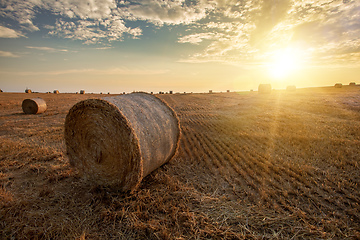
left=1, top=0, right=360, bottom=93
left=2, top=82, right=357, bottom=95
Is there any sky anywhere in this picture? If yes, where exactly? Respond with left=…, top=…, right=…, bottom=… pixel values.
left=0, top=0, right=359, bottom=93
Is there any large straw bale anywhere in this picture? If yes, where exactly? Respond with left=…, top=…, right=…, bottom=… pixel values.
left=334, top=83, right=342, bottom=88
left=258, top=84, right=272, bottom=94
left=22, top=98, right=47, bottom=114
left=64, top=92, right=180, bottom=192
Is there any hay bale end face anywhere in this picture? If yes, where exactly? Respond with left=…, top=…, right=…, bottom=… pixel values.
left=53, top=90, right=59, bottom=94
left=22, top=98, right=47, bottom=114
left=64, top=93, right=180, bottom=192
left=25, top=89, right=32, bottom=93
left=258, top=84, right=272, bottom=94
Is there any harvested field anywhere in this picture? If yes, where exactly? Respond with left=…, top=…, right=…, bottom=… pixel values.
left=1, top=87, right=360, bottom=239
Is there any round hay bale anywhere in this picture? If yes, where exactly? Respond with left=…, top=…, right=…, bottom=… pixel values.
left=258, top=84, right=272, bottom=94
left=64, top=92, right=180, bottom=192
left=349, top=82, right=356, bottom=86
left=80, top=90, right=85, bottom=94
left=334, top=83, right=342, bottom=88
left=25, top=89, right=32, bottom=93
left=53, top=90, right=59, bottom=94
left=22, top=98, right=47, bottom=114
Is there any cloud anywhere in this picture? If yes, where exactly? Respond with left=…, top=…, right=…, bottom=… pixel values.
left=0, top=1, right=39, bottom=31
left=0, top=0, right=359, bottom=67
left=178, top=0, right=360, bottom=67
left=178, top=32, right=223, bottom=45
left=48, top=18, right=142, bottom=44
left=0, top=26, right=24, bottom=38
left=0, top=67, right=168, bottom=76
left=0, top=50, right=19, bottom=58
left=126, top=0, right=214, bottom=25
left=26, top=46, right=69, bottom=52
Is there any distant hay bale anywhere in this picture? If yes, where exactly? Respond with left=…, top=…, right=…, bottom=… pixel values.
left=227, top=90, right=230, bottom=93
left=286, top=85, right=296, bottom=92
left=334, top=83, right=342, bottom=88
left=169, top=91, right=173, bottom=94
left=0, top=89, right=3, bottom=93
left=64, top=92, right=181, bottom=192
left=258, top=84, right=272, bottom=94
left=209, top=90, right=212, bottom=93
left=53, top=90, right=59, bottom=94
left=349, top=82, right=356, bottom=86
left=22, top=98, right=47, bottom=114
left=80, top=90, right=85, bottom=94
left=25, top=89, right=32, bottom=93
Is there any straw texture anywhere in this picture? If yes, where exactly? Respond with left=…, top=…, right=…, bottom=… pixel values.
left=64, top=92, right=180, bottom=192
left=22, top=98, right=47, bottom=114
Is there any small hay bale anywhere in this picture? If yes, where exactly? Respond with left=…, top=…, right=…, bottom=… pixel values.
left=22, top=98, right=47, bottom=114
left=80, top=90, right=85, bottom=94
left=258, top=84, right=272, bottom=94
left=334, top=83, right=342, bottom=88
left=209, top=90, right=212, bottom=93
left=64, top=92, right=181, bottom=192
left=227, top=90, right=230, bottom=93
left=286, top=85, right=296, bottom=92
left=53, top=90, right=59, bottom=94
left=169, top=91, right=173, bottom=94
left=25, top=89, right=32, bottom=93
left=349, top=82, right=356, bottom=86
left=0, top=89, right=3, bottom=92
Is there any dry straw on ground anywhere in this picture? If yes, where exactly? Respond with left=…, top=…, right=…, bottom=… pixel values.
left=64, top=92, right=180, bottom=192
left=22, top=98, right=47, bottom=114
left=286, top=85, right=296, bottom=92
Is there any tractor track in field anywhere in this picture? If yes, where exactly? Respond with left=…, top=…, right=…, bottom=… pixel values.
left=160, top=93, right=360, bottom=225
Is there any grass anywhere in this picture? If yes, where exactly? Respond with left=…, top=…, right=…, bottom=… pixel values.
left=1, top=87, right=360, bottom=239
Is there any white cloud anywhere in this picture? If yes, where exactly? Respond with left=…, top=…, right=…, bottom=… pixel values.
left=126, top=0, right=214, bottom=25
left=178, top=0, right=360, bottom=66
left=0, top=50, right=19, bottom=58
left=26, top=46, right=69, bottom=52
left=0, top=0, right=359, bottom=67
left=44, top=0, right=117, bottom=19
left=0, top=67, right=168, bottom=76
left=0, top=26, right=24, bottom=38
left=178, top=32, right=222, bottom=45
left=49, top=18, right=142, bottom=44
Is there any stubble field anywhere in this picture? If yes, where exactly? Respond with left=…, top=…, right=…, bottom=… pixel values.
left=0, top=86, right=359, bottom=239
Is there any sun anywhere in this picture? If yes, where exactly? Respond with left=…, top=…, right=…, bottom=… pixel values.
left=267, top=48, right=301, bottom=80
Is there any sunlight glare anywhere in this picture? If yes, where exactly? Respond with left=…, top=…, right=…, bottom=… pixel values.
left=268, top=48, right=302, bottom=80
